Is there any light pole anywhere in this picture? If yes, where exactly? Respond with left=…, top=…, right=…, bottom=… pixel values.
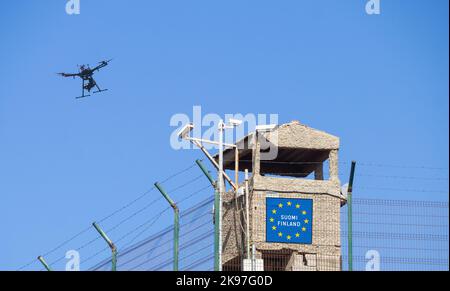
left=218, top=120, right=225, bottom=270
left=178, top=118, right=242, bottom=271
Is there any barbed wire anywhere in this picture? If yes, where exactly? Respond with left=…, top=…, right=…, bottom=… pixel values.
left=16, top=162, right=200, bottom=271
left=352, top=245, right=449, bottom=252
left=355, top=174, right=449, bottom=181
left=16, top=158, right=449, bottom=271
left=89, top=190, right=213, bottom=270
left=348, top=221, right=449, bottom=228
left=45, top=182, right=212, bottom=270
left=356, top=162, right=448, bottom=171
left=145, top=230, right=213, bottom=271
left=351, top=211, right=448, bottom=218
left=348, top=256, right=448, bottom=266
left=166, top=174, right=205, bottom=194
left=82, top=207, right=172, bottom=268
left=49, top=235, right=101, bottom=267
left=104, top=196, right=163, bottom=234
left=358, top=186, right=448, bottom=194
left=120, top=224, right=212, bottom=270
left=127, top=220, right=213, bottom=271
left=342, top=231, right=448, bottom=241
left=91, top=202, right=214, bottom=271
left=185, top=254, right=214, bottom=271
left=121, top=209, right=170, bottom=249
left=159, top=163, right=198, bottom=184
left=352, top=198, right=449, bottom=208
left=153, top=239, right=213, bottom=271
left=124, top=184, right=212, bottom=247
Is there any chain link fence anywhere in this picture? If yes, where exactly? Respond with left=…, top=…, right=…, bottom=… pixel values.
left=92, top=197, right=214, bottom=271
left=90, top=194, right=448, bottom=271
left=341, top=198, right=448, bottom=271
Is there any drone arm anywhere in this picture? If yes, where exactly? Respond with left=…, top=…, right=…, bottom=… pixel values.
left=58, top=72, right=78, bottom=78
left=92, top=63, right=106, bottom=72
left=92, top=59, right=112, bottom=72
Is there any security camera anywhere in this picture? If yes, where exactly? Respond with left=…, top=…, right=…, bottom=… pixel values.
left=228, top=118, right=243, bottom=127
left=178, top=123, right=194, bottom=139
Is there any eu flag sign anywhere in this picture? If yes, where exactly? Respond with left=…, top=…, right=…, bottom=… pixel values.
left=266, top=197, right=313, bottom=244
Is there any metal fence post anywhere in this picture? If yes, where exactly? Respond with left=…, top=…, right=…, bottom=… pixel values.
left=154, top=182, right=179, bottom=271
left=196, top=159, right=220, bottom=271
left=347, top=161, right=357, bottom=271
left=92, top=222, right=117, bottom=271
left=245, top=169, right=251, bottom=260
left=37, top=256, right=52, bottom=271
left=213, top=185, right=220, bottom=271
left=196, top=159, right=215, bottom=186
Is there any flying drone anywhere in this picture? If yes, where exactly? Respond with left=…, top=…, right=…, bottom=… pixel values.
left=58, top=59, right=112, bottom=99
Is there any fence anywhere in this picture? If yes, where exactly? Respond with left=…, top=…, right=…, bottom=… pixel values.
left=90, top=196, right=448, bottom=271
left=91, top=196, right=214, bottom=271
left=18, top=161, right=449, bottom=271
left=341, top=198, right=449, bottom=271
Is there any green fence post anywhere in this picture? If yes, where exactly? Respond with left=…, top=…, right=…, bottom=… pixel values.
left=196, top=159, right=220, bottom=271
left=213, top=186, right=221, bottom=271
left=92, top=222, right=117, bottom=271
left=196, top=159, right=215, bottom=186
left=347, top=161, right=357, bottom=271
left=154, top=182, right=179, bottom=271
left=37, top=256, right=52, bottom=271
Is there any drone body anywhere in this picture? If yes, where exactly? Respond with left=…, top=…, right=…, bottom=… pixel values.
left=58, top=59, right=112, bottom=99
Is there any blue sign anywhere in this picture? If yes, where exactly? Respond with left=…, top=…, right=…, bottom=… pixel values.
left=266, top=197, right=313, bottom=244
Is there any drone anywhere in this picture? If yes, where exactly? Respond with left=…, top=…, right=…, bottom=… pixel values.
left=58, top=59, right=112, bottom=99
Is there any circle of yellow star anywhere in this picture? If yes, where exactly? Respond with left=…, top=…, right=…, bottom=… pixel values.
left=272, top=226, right=277, bottom=231
left=295, top=233, right=300, bottom=238
left=304, top=219, right=309, bottom=224
left=278, top=203, right=283, bottom=208
left=302, top=227, right=307, bottom=232
left=287, top=201, right=292, bottom=206
left=302, top=210, right=307, bottom=215
left=287, top=235, right=291, bottom=240
left=269, top=217, right=274, bottom=223
left=278, top=232, right=283, bottom=237
left=296, top=204, right=300, bottom=209
left=272, top=209, right=277, bottom=214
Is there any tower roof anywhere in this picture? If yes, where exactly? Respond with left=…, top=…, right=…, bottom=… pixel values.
left=215, top=121, right=340, bottom=178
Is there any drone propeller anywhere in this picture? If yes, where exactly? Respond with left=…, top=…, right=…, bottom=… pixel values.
left=99, top=58, right=113, bottom=65
left=57, top=72, right=77, bottom=79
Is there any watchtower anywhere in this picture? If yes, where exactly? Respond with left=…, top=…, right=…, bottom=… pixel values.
left=218, top=121, right=345, bottom=271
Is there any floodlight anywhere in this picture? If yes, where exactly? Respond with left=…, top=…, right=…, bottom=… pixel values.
left=178, top=123, right=194, bottom=139
left=228, top=118, right=243, bottom=127
left=255, top=124, right=277, bottom=131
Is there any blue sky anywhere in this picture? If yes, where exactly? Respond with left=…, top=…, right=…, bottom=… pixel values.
left=0, top=0, right=448, bottom=270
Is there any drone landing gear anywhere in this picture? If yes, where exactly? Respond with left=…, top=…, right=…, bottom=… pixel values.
left=76, top=79, right=91, bottom=99
left=93, top=88, right=108, bottom=94
left=76, top=94, right=90, bottom=99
